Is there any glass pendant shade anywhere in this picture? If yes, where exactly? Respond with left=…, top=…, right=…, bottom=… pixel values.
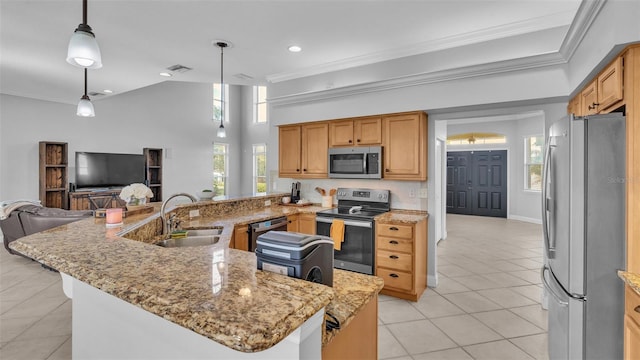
left=77, top=95, right=95, bottom=117
left=216, top=124, right=226, bottom=138
left=67, top=26, right=102, bottom=69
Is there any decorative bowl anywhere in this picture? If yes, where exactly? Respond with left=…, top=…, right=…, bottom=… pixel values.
left=198, top=190, right=214, bottom=200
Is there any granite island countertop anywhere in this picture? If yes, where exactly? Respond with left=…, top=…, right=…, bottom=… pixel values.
left=8, top=199, right=383, bottom=352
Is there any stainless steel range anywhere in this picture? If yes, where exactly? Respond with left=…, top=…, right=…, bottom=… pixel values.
left=315, top=188, right=390, bottom=275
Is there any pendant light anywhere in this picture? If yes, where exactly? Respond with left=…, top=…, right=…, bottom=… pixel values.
left=215, top=41, right=228, bottom=138
left=67, top=0, right=102, bottom=69
left=77, top=69, right=95, bottom=117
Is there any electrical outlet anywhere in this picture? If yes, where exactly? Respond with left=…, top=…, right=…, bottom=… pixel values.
left=264, top=200, right=271, bottom=206
left=419, top=188, right=428, bottom=198
left=189, top=209, right=200, bottom=218
left=409, top=188, right=416, bottom=198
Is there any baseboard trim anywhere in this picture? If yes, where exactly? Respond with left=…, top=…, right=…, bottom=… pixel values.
left=508, top=215, right=542, bottom=224
left=427, top=274, right=438, bottom=288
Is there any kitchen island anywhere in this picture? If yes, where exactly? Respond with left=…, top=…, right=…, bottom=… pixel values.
left=9, top=194, right=383, bottom=359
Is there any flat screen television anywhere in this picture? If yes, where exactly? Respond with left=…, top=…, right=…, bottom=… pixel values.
left=75, top=152, right=145, bottom=189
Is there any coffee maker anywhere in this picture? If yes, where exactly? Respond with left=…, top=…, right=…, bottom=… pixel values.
left=291, top=182, right=301, bottom=203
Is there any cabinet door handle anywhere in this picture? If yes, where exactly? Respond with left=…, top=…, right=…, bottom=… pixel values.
left=389, top=273, right=399, bottom=278
left=303, top=168, right=307, bottom=172
left=389, top=240, right=399, bottom=245
left=389, top=255, right=399, bottom=259
left=588, top=102, right=600, bottom=110
left=635, top=305, right=640, bottom=314
left=389, top=227, right=399, bottom=231
left=385, top=169, right=390, bottom=172
left=356, top=139, right=361, bottom=142
left=348, top=139, right=352, bottom=143
left=296, top=169, right=300, bottom=172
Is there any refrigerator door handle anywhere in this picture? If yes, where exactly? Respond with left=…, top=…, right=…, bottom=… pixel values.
left=542, top=136, right=556, bottom=258
left=541, top=265, right=568, bottom=306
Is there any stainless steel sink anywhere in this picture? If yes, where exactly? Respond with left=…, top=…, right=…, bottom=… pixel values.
left=156, top=228, right=223, bottom=248
left=180, top=228, right=222, bottom=237
left=157, top=235, right=221, bottom=248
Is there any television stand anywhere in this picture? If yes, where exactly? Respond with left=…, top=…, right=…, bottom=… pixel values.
left=69, top=189, right=126, bottom=211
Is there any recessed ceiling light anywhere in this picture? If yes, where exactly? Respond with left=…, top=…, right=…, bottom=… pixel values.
left=103, top=89, right=113, bottom=94
left=159, top=72, right=172, bottom=77
left=288, top=45, right=302, bottom=53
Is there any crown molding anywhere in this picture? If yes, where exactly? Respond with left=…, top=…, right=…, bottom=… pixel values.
left=559, top=0, right=608, bottom=60
left=266, top=11, right=575, bottom=84
left=268, top=0, right=605, bottom=108
left=269, top=52, right=566, bottom=107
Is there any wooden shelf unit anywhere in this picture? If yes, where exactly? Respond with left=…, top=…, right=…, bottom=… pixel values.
left=144, top=148, right=163, bottom=202
left=39, top=141, right=69, bottom=209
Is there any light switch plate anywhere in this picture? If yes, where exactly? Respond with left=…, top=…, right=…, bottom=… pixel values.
left=189, top=209, right=200, bottom=218
left=264, top=200, right=271, bottom=206
left=419, top=188, right=428, bottom=198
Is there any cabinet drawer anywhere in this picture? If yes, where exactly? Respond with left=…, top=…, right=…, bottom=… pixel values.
left=377, top=250, right=412, bottom=272
left=377, top=223, right=413, bottom=239
left=377, top=236, right=413, bottom=253
left=377, top=268, right=413, bottom=292
left=626, top=285, right=640, bottom=325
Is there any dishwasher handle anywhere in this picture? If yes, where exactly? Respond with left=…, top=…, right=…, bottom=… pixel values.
left=251, top=218, right=288, bottom=233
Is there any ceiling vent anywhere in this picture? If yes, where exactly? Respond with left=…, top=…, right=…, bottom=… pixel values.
left=166, top=64, right=192, bottom=73
left=234, top=73, right=254, bottom=80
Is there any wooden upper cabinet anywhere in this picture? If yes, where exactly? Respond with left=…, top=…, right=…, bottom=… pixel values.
left=382, top=112, right=427, bottom=180
left=355, top=117, right=382, bottom=145
left=568, top=94, right=582, bottom=116
left=597, top=56, right=624, bottom=112
left=301, top=123, right=328, bottom=177
left=278, top=125, right=302, bottom=177
left=329, top=117, right=382, bottom=147
left=329, top=120, right=355, bottom=146
left=581, top=79, right=598, bottom=116
left=579, top=56, right=624, bottom=115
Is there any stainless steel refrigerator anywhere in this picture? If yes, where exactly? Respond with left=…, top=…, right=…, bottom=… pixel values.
left=541, top=113, right=626, bottom=359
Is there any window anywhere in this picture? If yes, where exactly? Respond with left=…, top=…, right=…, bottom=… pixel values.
left=447, top=132, right=507, bottom=145
left=213, top=143, right=229, bottom=196
left=253, top=86, right=267, bottom=123
left=213, top=83, right=229, bottom=123
left=253, top=144, right=267, bottom=193
left=525, top=135, right=544, bottom=191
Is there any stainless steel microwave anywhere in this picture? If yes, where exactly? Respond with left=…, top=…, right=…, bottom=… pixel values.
left=328, top=146, right=382, bottom=179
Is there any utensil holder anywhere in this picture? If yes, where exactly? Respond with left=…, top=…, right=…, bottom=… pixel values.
left=322, top=196, right=333, bottom=208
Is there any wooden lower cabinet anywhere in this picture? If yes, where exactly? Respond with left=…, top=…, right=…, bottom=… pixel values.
left=286, top=214, right=299, bottom=232
left=322, top=295, right=378, bottom=360
left=375, top=219, right=427, bottom=301
left=69, top=190, right=126, bottom=210
left=298, top=213, right=316, bottom=235
left=231, top=225, right=249, bottom=251
left=625, top=284, right=640, bottom=360
left=287, top=213, right=316, bottom=234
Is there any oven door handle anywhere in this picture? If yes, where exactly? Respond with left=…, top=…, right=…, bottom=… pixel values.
left=316, top=217, right=372, bottom=228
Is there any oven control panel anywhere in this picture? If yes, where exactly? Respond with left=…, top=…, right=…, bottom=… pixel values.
left=336, top=188, right=389, bottom=203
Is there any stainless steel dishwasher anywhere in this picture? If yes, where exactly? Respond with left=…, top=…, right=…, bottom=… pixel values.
left=248, top=216, right=288, bottom=252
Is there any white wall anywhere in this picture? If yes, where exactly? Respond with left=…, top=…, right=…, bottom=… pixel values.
left=0, top=81, right=221, bottom=201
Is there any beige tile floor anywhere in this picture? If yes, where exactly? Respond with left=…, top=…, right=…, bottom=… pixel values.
left=378, top=214, right=547, bottom=360
left=0, top=214, right=546, bottom=359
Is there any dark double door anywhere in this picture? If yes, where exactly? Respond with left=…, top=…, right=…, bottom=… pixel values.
left=446, top=150, right=507, bottom=218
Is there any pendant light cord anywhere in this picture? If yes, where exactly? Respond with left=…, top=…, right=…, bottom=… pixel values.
left=84, top=68, right=88, bottom=96
left=220, top=43, right=225, bottom=126
left=82, top=0, right=87, bottom=25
